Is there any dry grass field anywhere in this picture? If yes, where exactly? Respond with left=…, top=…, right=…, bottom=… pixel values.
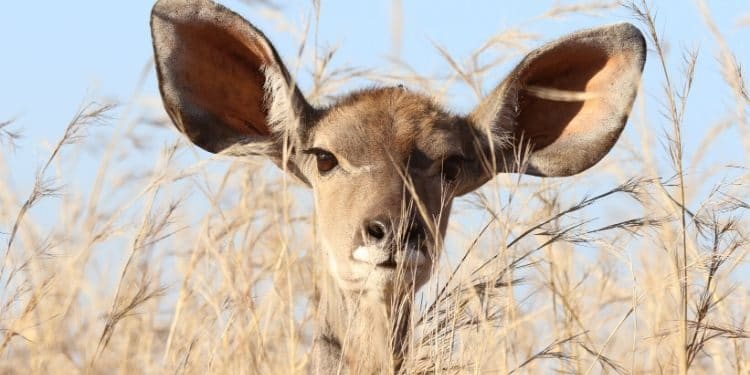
left=1, top=0, right=748, bottom=373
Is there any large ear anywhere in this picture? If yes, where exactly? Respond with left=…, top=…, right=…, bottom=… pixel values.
left=150, top=0, right=313, bottom=166
left=469, top=23, right=646, bottom=177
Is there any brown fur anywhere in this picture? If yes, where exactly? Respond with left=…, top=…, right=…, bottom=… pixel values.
left=150, top=0, right=646, bottom=373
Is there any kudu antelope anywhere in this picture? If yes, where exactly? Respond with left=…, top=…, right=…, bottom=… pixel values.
left=150, top=0, right=646, bottom=372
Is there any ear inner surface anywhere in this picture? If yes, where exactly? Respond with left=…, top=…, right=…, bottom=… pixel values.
left=517, top=46, right=615, bottom=150
left=167, top=21, right=272, bottom=138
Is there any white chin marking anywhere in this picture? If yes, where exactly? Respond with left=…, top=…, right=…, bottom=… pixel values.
left=352, top=245, right=426, bottom=267
left=352, top=245, right=389, bottom=265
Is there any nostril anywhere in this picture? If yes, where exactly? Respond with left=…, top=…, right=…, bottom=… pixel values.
left=366, top=220, right=387, bottom=241
left=406, top=221, right=426, bottom=243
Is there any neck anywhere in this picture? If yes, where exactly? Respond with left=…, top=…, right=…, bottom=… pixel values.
left=312, top=272, right=413, bottom=374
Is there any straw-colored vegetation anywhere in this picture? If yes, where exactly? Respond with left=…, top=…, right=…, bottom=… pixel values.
left=1, top=1, right=748, bottom=373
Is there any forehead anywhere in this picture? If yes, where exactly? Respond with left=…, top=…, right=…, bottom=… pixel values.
left=311, top=87, right=465, bottom=164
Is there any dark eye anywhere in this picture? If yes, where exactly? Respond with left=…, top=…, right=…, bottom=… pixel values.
left=441, top=156, right=463, bottom=182
left=305, top=148, right=339, bottom=173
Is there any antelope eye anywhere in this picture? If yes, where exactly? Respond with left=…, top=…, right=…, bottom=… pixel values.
left=305, top=148, right=339, bottom=173
left=316, top=152, right=338, bottom=173
left=441, top=156, right=463, bottom=182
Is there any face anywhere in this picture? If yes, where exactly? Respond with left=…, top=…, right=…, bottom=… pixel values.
left=300, top=88, right=477, bottom=296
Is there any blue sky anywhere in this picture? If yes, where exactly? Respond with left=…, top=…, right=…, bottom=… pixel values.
left=1, top=0, right=748, bottom=222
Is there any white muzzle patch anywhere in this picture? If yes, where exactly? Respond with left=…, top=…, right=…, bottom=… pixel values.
left=352, top=245, right=427, bottom=267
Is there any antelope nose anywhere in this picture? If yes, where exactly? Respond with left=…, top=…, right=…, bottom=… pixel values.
left=365, top=219, right=388, bottom=242
left=405, top=220, right=426, bottom=244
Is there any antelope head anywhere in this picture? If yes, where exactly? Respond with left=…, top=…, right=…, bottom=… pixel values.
left=150, top=0, right=645, bottom=371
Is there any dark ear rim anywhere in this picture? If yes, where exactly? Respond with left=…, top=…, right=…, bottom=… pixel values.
left=468, top=22, right=646, bottom=179
left=150, top=0, right=314, bottom=155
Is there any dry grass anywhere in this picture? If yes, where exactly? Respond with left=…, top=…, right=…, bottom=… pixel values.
left=2, top=1, right=749, bottom=374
